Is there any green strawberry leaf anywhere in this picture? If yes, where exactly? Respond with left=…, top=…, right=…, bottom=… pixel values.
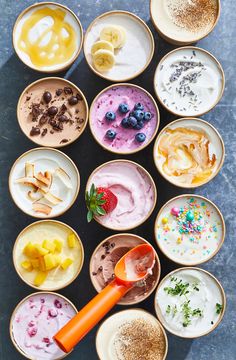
left=96, top=206, right=106, bottom=216
left=87, top=210, right=93, bottom=223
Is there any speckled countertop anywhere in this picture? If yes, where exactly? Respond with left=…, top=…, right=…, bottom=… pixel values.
left=0, top=0, right=235, bottom=359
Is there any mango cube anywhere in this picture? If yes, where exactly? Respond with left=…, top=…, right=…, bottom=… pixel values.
left=21, top=260, right=32, bottom=271
left=53, top=239, right=63, bottom=253
left=34, top=271, right=47, bottom=286
left=23, top=243, right=38, bottom=258
left=61, top=258, right=73, bottom=270
left=34, top=244, right=49, bottom=257
left=67, top=234, right=76, bottom=248
left=44, top=254, right=57, bottom=271
left=54, top=255, right=62, bottom=266
left=42, top=240, right=56, bottom=253
left=31, top=259, right=40, bottom=269
left=39, top=257, right=46, bottom=271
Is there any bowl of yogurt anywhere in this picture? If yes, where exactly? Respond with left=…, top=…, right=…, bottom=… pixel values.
left=13, top=220, right=84, bottom=291
left=153, top=118, right=225, bottom=188
left=85, top=160, right=157, bottom=230
left=17, top=77, right=88, bottom=148
left=154, top=267, right=226, bottom=338
left=10, top=292, right=77, bottom=360
left=83, top=10, right=154, bottom=82
left=89, top=83, right=160, bottom=154
left=9, top=147, right=80, bottom=218
left=154, top=47, right=224, bottom=117
left=13, top=2, right=83, bottom=72
left=90, top=233, right=161, bottom=305
left=150, top=0, right=220, bottom=45
left=155, top=194, right=225, bottom=266
left=96, top=309, right=168, bottom=360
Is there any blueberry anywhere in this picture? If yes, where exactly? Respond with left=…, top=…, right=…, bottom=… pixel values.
left=143, top=111, right=152, bottom=121
left=135, top=133, right=146, bottom=142
left=121, top=117, right=130, bottom=128
left=134, top=121, right=144, bottom=130
left=105, top=111, right=116, bottom=122
left=134, top=102, right=144, bottom=111
left=133, top=110, right=144, bottom=121
left=106, top=129, right=117, bottom=139
left=118, top=103, right=129, bottom=114
left=127, top=116, right=137, bottom=128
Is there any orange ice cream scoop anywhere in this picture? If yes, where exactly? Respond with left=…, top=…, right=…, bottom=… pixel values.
left=53, top=244, right=155, bottom=353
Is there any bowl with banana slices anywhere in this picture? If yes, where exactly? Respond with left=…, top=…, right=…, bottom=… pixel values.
left=84, top=10, right=155, bottom=82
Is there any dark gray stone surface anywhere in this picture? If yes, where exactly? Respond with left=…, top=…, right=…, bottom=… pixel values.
left=0, top=0, right=235, bottom=359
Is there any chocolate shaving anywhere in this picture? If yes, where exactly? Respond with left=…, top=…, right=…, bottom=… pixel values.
left=56, top=88, right=63, bottom=96
left=64, top=86, right=73, bottom=95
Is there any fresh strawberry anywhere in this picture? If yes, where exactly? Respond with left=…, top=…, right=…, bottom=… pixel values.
left=86, top=183, right=118, bottom=222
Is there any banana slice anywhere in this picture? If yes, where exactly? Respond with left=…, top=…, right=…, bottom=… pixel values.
left=100, top=25, right=126, bottom=49
left=91, top=40, right=114, bottom=56
left=93, top=49, right=115, bottom=72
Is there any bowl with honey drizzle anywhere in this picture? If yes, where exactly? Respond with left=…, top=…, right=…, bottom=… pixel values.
left=13, top=2, right=83, bottom=73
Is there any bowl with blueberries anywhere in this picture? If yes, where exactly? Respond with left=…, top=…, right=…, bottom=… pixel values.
left=89, top=83, right=160, bottom=154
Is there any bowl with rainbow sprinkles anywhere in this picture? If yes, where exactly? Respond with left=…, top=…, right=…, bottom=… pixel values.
left=154, top=194, right=225, bottom=266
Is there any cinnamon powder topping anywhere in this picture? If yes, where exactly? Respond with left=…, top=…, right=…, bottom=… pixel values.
left=167, top=0, right=218, bottom=33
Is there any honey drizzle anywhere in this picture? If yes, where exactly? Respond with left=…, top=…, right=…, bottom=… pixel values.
left=17, top=7, right=77, bottom=68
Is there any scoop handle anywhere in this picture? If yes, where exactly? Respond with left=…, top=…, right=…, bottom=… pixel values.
left=54, top=279, right=131, bottom=353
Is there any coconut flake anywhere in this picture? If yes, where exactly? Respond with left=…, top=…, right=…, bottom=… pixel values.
left=55, top=168, right=72, bottom=189
left=32, top=203, right=52, bottom=215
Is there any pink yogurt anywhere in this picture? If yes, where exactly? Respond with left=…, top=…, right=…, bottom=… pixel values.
left=90, top=85, right=158, bottom=153
left=11, top=293, right=76, bottom=360
left=87, top=161, right=156, bottom=230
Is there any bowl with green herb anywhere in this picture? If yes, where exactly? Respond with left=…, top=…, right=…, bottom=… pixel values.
left=154, top=267, right=226, bottom=338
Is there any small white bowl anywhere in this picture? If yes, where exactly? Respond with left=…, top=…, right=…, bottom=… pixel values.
left=153, top=118, right=225, bottom=188
left=84, top=10, right=154, bottom=82
left=9, top=147, right=80, bottom=218
left=96, top=308, right=168, bottom=360
left=13, top=2, right=83, bottom=73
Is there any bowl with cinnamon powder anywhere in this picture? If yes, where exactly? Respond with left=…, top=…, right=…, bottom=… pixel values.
left=150, top=0, right=220, bottom=45
left=96, top=309, right=168, bottom=360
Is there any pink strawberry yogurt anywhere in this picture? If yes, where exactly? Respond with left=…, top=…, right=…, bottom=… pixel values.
left=10, top=293, right=77, bottom=360
left=86, top=160, right=156, bottom=230
left=89, top=85, right=159, bottom=154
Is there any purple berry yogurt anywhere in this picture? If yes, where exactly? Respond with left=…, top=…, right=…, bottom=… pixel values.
left=89, top=85, right=159, bottom=154
left=10, top=292, right=77, bottom=359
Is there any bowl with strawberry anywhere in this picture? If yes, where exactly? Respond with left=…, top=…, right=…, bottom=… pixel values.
left=85, top=160, right=157, bottom=230
left=89, top=83, right=160, bottom=154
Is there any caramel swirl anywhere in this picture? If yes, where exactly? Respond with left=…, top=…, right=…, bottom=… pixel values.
left=17, top=7, right=77, bottom=68
left=158, top=127, right=217, bottom=185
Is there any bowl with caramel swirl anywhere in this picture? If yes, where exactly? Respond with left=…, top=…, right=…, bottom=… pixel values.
left=153, top=118, right=225, bottom=188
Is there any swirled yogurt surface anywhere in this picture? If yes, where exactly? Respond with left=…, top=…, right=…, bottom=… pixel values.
left=86, top=161, right=156, bottom=229
left=11, top=293, right=76, bottom=359
left=155, top=195, right=224, bottom=265
left=90, top=85, right=158, bottom=153
left=156, top=269, right=224, bottom=337
left=154, top=47, right=224, bottom=116
left=14, top=4, right=82, bottom=71
left=154, top=118, right=224, bottom=187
